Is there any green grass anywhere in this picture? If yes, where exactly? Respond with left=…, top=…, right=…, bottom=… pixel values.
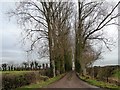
left=16, top=73, right=65, bottom=90
left=80, top=75, right=120, bottom=90
left=1, top=71, right=38, bottom=75
left=112, top=69, right=120, bottom=79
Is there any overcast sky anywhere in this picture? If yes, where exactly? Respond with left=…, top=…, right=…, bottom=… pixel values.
left=0, top=0, right=119, bottom=66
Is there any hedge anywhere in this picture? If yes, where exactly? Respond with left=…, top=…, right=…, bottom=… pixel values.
left=2, top=71, right=49, bottom=90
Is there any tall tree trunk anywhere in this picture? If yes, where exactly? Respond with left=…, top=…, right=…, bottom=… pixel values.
left=47, top=17, right=56, bottom=77
left=75, top=2, right=83, bottom=73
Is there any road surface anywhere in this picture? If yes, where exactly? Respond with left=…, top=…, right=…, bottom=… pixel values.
left=46, top=71, right=104, bottom=89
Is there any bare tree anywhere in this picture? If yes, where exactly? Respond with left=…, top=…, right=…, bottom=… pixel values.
left=8, top=1, right=74, bottom=77
left=30, top=61, right=34, bottom=70
left=22, top=62, right=28, bottom=70
left=50, top=2, right=73, bottom=73
left=34, top=61, right=38, bottom=70
left=2, top=63, right=7, bottom=71
left=81, top=43, right=102, bottom=75
left=74, top=0, right=120, bottom=73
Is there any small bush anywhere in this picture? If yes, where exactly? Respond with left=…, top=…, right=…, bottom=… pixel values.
left=97, top=67, right=113, bottom=82
left=39, top=69, right=51, bottom=77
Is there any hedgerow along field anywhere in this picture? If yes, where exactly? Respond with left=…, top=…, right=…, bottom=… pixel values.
left=1, top=70, right=50, bottom=90
left=80, top=65, right=120, bottom=89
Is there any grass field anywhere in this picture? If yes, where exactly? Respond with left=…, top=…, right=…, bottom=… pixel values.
left=1, top=71, right=39, bottom=75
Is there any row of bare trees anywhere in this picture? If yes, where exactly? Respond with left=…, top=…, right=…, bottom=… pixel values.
left=74, top=0, right=120, bottom=75
left=9, top=1, right=73, bottom=77
left=8, top=0, right=120, bottom=76
left=1, top=61, right=49, bottom=71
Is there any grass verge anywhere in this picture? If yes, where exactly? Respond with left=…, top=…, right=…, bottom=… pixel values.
left=16, top=73, right=65, bottom=90
left=79, top=75, right=120, bottom=90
